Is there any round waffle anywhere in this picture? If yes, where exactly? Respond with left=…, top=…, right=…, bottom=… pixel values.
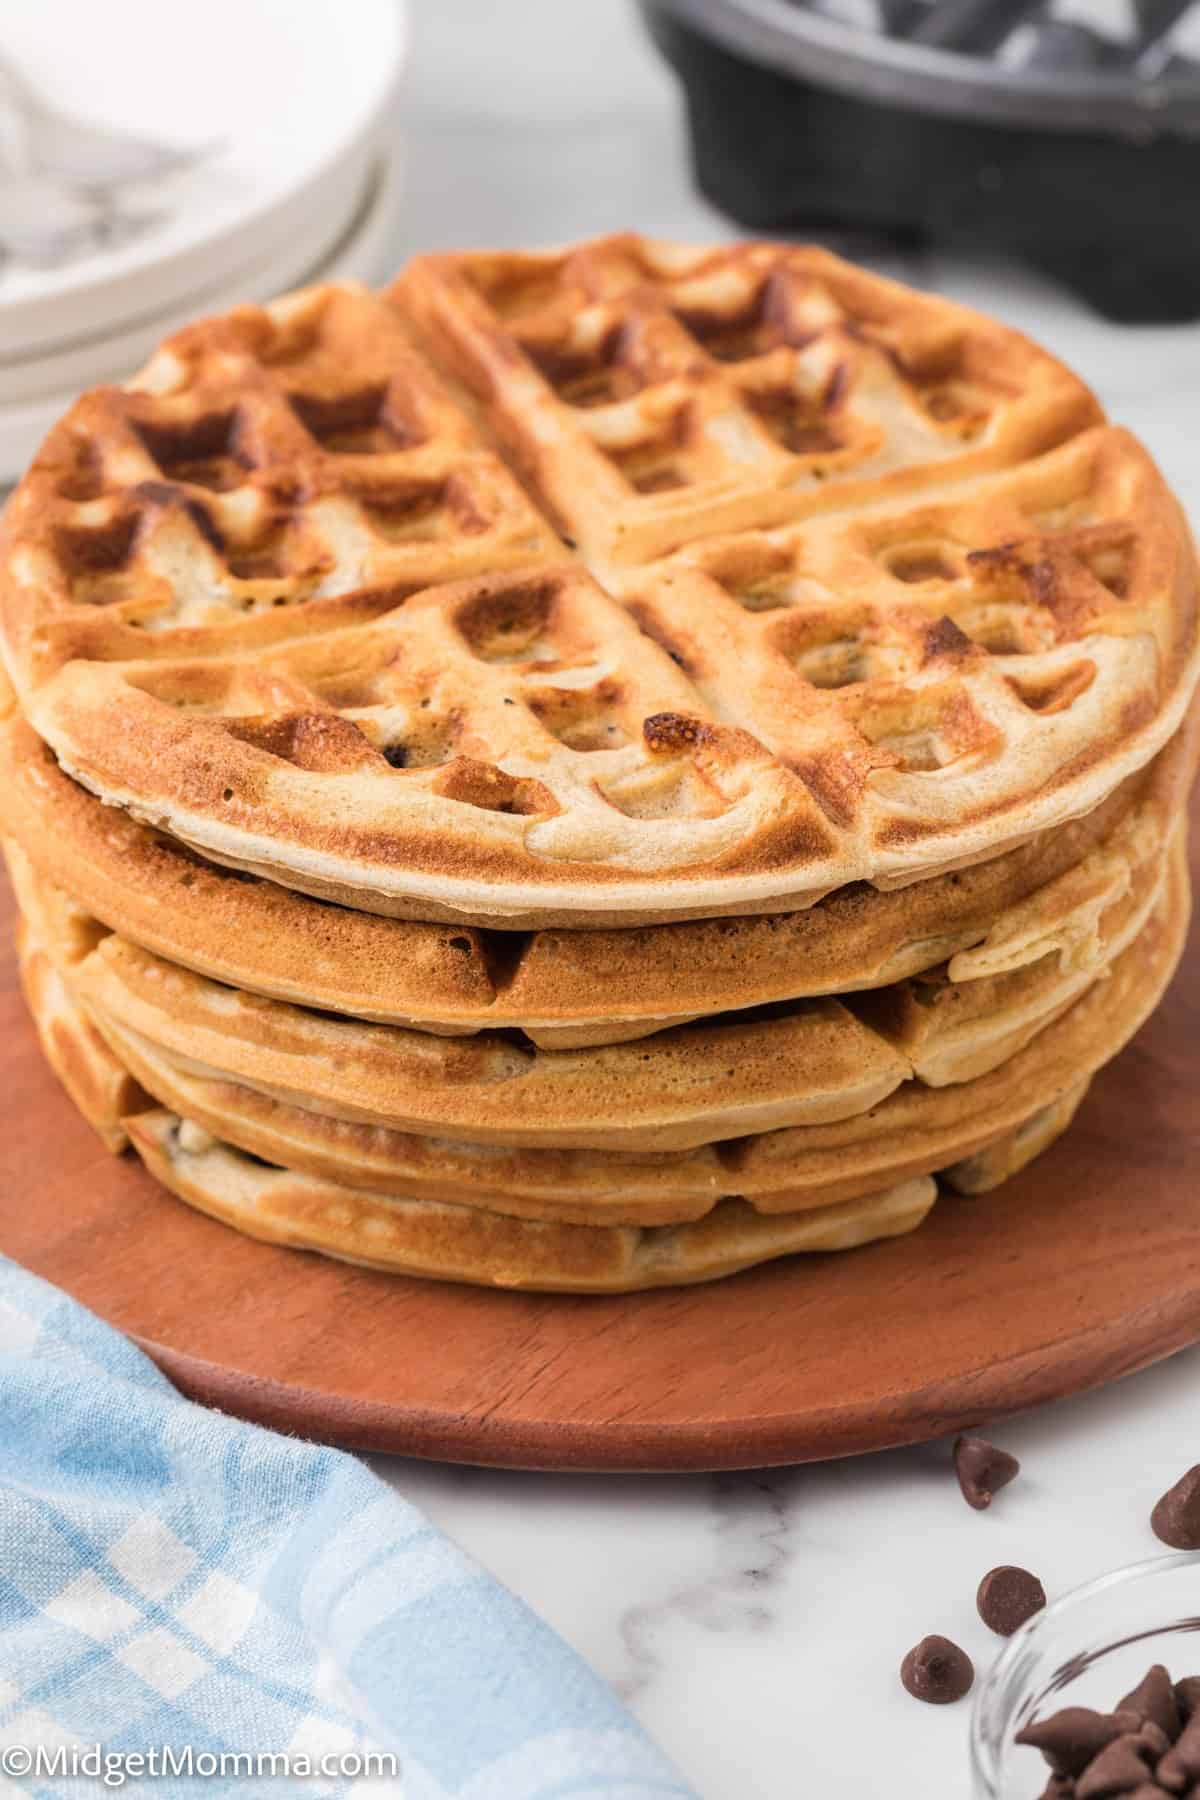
left=10, top=926, right=939, bottom=1287
left=11, top=828, right=1179, bottom=1157
left=125, top=1112, right=940, bottom=1293
left=11, top=918, right=1074, bottom=1227
left=76, top=833, right=1189, bottom=1220
left=14, top=916, right=1169, bottom=1291
left=2, top=243, right=1195, bottom=927
left=0, top=710, right=1191, bottom=1048
left=76, top=1001, right=1096, bottom=1226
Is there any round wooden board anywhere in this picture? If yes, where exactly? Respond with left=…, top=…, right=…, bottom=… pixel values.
left=3, top=822, right=1200, bottom=1476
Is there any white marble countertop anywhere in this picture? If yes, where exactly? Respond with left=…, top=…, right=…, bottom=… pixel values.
left=370, top=6, right=1200, bottom=1794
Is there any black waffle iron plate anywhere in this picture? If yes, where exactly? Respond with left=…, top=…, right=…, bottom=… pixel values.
left=642, top=0, right=1200, bottom=320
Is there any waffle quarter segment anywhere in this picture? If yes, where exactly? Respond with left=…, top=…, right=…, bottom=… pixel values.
left=395, top=234, right=1102, bottom=568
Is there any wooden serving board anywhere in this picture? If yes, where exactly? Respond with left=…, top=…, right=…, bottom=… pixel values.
left=3, top=828, right=1200, bottom=1476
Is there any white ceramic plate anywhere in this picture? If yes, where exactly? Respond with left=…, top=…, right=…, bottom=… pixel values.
left=0, top=0, right=404, bottom=356
left=0, top=145, right=404, bottom=405
left=0, top=147, right=405, bottom=483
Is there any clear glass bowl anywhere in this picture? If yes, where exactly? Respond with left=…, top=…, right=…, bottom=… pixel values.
left=971, top=1551, right=1200, bottom=1797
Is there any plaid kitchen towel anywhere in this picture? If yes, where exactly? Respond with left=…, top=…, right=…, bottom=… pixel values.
left=0, top=1257, right=695, bottom=1799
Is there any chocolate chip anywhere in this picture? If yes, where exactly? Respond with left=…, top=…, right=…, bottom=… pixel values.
left=1157, top=1713, right=1200, bottom=1788
left=1156, top=1753, right=1189, bottom=1793
left=899, top=1634, right=974, bottom=1704
left=1017, top=1709, right=1143, bottom=1777
left=977, top=1564, right=1047, bottom=1636
left=1151, top=1467, right=1200, bottom=1550
left=1075, top=1730, right=1159, bottom=1799
left=1134, top=1721, right=1171, bottom=1761
left=954, top=1433, right=1020, bottom=1509
left=1118, top=1667, right=1181, bottom=1742
left=1174, top=1676, right=1200, bottom=1722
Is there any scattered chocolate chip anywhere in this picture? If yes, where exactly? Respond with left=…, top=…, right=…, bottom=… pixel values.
left=1017, top=1709, right=1143, bottom=1778
left=899, top=1634, right=974, bottom=1704
left=1151, top=1467, right=1200, bottom=1550
left=977, top=1563, right=1047, bottom=1636
left=1118, top=1667, right=1181, bottom=1742
left=954, top=1433, right=1020, bottom=1510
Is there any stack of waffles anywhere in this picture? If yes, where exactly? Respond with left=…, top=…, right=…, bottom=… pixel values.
left=1, top=236, right=1197, bottom=1292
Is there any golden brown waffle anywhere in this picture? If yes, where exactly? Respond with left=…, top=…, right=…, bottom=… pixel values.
left=74, top=1002, right=1095, bottom=1225
left=7, top=925, right=1119, bottom=1290
left=396, top=237, right=1101, bottom=566
left=0, top=284, right=567, bottom=686
left=941, top=1078, right=1091, bottom=1196
left=13, top=923, right=939, bottom=1288
left=25, top=844, right=1182, bottom=1230
left=15, top=916, right=147, bottom=1152
left=615, top=428, right=1197, bottom=849
left=10, top=830, right=1177, bottom=1156
left=2, top=249, right=1195, bottom=926
left=2, top=712, right=1191, bottom=1046
left=125, top=1111, right=939, bottom=1292
left=11, top=844, right=1186, bottom=1292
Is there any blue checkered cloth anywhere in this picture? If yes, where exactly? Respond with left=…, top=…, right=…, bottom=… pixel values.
left=0, top=1257, right=695, bottom=1798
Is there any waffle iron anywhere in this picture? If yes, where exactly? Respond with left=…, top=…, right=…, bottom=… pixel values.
left=641, top=0, right=1200, bottom=320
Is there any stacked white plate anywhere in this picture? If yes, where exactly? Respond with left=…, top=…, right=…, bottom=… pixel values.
left=0, top=0, right=407, bottom=479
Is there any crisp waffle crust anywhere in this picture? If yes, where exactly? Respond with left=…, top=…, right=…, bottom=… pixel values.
left=18, top=826, right=1186, bottom=1240
left=2, top=242, right=1196, bottom=926
left=1, top=710, right=1193, bottom=1046
left=126, top=1112, right=941, bottom=1293
left=15, top=853, right=1190, bottom=1287
left=10, top=825, right=1186, bottom=1162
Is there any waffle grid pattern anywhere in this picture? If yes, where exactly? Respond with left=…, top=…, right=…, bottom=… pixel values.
left=2, top=244, right=1194, bottom=921
left=1, top=238, right=1197, bottom=1287
left=3, top=239, right=1195, bottom=926
left=397, top=236, right=1102, bottom=564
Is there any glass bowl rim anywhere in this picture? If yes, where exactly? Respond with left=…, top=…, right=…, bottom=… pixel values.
left=969, top=1547, right=1200, bottom=1794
